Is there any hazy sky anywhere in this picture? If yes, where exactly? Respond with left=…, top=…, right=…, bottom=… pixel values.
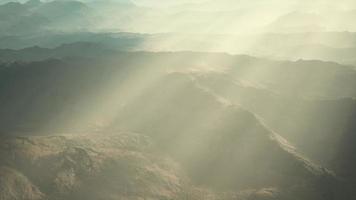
left=133, top=0, right=356, bottom=10
left=0, top=0, right=355, bottom=10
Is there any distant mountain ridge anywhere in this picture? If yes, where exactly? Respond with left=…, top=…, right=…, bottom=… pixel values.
left=1, top=0, right=356, bottom=35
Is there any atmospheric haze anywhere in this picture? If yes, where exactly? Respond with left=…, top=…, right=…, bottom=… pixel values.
left=0, top=0, right=355, bottom=200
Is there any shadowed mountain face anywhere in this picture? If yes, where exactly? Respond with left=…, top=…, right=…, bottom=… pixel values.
left=111, top=73, right=335, bottom=192
left=189, top=67, right=356, bottom=190
left=0, top=78, right=336, bottom=200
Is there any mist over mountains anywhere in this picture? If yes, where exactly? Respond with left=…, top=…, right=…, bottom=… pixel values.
left=1, top=0, right=356, bottom=200
left=2, top=0, right=356, bottom=35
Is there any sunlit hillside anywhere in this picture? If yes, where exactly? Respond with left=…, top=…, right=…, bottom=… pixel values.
left=0, top=0, right=356, bottom=200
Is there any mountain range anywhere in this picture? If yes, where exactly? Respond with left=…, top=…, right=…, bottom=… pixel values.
left=0, top=51, right=356, bottom=200
left=1, top=0, right=356, bottom=200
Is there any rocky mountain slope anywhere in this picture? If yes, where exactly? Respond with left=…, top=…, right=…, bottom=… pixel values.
left=0, top=51, right=355, bottom=199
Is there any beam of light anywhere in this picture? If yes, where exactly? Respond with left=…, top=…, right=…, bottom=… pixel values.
left=10, top=0, right=355, bottom=193
left=31, top=0, right=355, bottom=169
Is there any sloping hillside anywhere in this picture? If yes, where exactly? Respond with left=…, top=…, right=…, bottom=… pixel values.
left=0, top=51, right=354, bottom=199
left=0, top=133, right=188, bottom=200
left=0, top=123, right=336, bottom=200
left=0, top=68, right=337, bottom=200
